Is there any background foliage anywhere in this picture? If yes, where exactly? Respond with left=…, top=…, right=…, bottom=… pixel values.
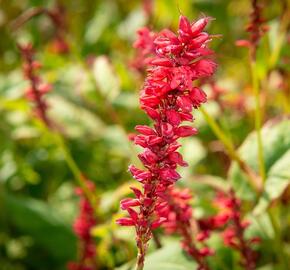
left=0, top=0, right=289, bottom=269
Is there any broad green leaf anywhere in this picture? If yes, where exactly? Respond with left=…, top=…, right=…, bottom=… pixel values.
left=254, top=149, right=290, bottom=215
left=143, top=242, right=197, bottom=270
left=229, top=117, right=290, bottom=204
left=0, top=192, right=76, bottom=262
left=207, top=233, right=241, bottom=270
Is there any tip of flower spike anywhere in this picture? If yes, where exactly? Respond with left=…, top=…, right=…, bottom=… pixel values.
left=190, top=15, right=214, bottom=36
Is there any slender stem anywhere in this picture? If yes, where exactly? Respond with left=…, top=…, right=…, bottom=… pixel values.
left=135, top=249, right=145, bottom=270
left=200, top=107, right=262, bottom=192
left=250, top=60, right=266, bottom=183
left=52, top=131, right=99, bottom=216
left=268, top=209, right=289, bottom=270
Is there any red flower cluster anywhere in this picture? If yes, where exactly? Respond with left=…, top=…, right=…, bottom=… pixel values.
left=156, top=186, right=193, bottom=234
left=218, top=192, right=259, bottom=270
left=47, top=4, right=70, bottom=54
left=117, top=15, right=217, bottom=268
left=236, top=0, right=268, bottom=59
left=198, top=191, right=259, bottom=270
left=67, top=182, right=97, bottom=270
left=156, top=186, right=214, bottom=268
left=19, top=43, right=52, bottom=127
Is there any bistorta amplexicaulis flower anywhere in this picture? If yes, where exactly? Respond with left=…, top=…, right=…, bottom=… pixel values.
left=117, top=15, right=217, bottom=270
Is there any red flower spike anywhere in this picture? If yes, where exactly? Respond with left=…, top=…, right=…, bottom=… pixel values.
left=202, top=191, right=259, bottom=270
left=68, top=181, right=97, bottom=270
left=237, top=0, right=268, bottom=59
left=119, top=15, right=217, bottom=270
left=19, top=43, right=52, bottom=128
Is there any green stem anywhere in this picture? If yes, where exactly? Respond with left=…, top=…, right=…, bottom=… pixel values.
left=52, top=131, right=99, bottom=216
left=251, top=60, right=266, bottom=183
left=200, top=107, right=262, bottom=192
left=268, top=209, right=288, bottom=269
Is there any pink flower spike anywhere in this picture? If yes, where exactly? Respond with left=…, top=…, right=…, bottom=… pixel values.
left=119, top=15, right=217, bottom=269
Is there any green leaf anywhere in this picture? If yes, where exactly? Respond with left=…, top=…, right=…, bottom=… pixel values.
left=1, top=192, right=76, bottom=262
left=143, top=242, right=197, bottom=270
left=84, top=2, right=117, bottom=44
left=229, top=117, right=290, bottom=205
left=254, top=148, right=290, bottom=215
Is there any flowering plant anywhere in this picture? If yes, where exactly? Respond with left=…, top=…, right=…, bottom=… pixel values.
left=1, top=1, right=289, bottom=270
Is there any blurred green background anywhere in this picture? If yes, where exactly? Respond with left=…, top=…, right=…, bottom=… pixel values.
left=0, top=0, right=289, bottom=270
